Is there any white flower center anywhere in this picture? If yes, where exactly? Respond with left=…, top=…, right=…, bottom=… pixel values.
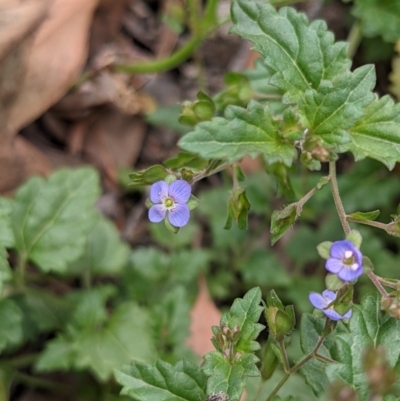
left=163, top=197, right=175, bottom=210
left=350, top=263, right=359, bottom=271
left=344, top=250, right=353, bottom=259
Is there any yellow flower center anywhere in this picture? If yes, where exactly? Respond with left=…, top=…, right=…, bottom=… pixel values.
left=164, top=197, right=174, bottom=208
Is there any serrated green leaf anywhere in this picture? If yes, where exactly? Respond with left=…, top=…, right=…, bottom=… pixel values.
left=37, top=302, right=156, bottom=382
left=352, top=0, right=400, bottom=43
left=325, top=293, right=400, bottom=401
left=179, top=101, right=297, bottom=166
left=68, top=212, right=129, bottom=276
left=231, top=0, right=350, bottom=102
left=347, top=210, right=380, bottom=222
left=202, top=352, right=259, bottom=400
left=12, top=168, right=100, bottom=273
left=299, top=65, right=376, bottom=146
left=0, top=299, right=23, bottom=354
left=221, top=287, right=264, bottom=354
left=115, top=359, right=207, bottom=401
left=347, top=96, right=400, bottom=170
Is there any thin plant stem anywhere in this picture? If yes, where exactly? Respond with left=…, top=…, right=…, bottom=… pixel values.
left=192, top=161, right=231, bottom=183
left=347, top=21, right=362, bottom=59
left=114, top=35, right=203, bottom=74
left=0, top=353, right=39, bottom=368
left=346, top=216, right=388, bottom=231
left=277, top=340, right=291, bottom=373
left=265, top=332, right=327, bottom=401
left=114, top=0, right=221, bottom=75
left=15, top=254, right=27, bottom=290
left=13, top=371, right=70, bottom=391
left=367, top=271, right=388, bottom=297
left=329, top=162, right=350, bottom=235
left=297, top=176, right=330, bottom=208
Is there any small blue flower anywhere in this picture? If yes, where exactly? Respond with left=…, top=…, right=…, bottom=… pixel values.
left=309, top=290, right=352, bottom=321
left=325, top=240, right=363, bottom=282
left=148, top=180, right=191, bottom=227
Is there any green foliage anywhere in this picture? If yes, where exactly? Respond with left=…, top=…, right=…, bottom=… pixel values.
left=11, top=168, right=100, bottom=272
left=231, top=0, right=350, bottom=103
left=68, top=212, right=130, bottom=276
left=36, top=290, right=156, bottom=381
left=0, top=299, right=23, bottom=353
left=179, top=101, right=297, bottom=166
left=203, top=288, right=264, bottom=400
left=352, top=0, right=400, bottom=42
left=347, top=96, right=400, bottom=170
left=115, top=360, right=207, bottom=401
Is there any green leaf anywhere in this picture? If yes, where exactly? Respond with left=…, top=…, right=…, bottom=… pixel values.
left=164, top=152, right=209, bottom=170
left=68, top=212, right=129, bottom=276
left=270, top=203, right=299, bottom=245
left=179, top=101, right=297, bottom=166
left=298, top=66, right=376, bottom=146
left=12, top=168, right=100, bottom=273
left=0, top=198, right=14, bottom=248
left=347, top=96, right=400, bottom=170
left=347, top=210, right=380, bottom=222
left=352, top=0, right=400, bottom=42
left=129, top=165, right=169, bottom=186
left=316, top=241, right=332, bottom=259
left=202, top=352, right=259, bottom=400
left=221, top=287, right=265, bottom=354
left=0, top=248, right=11, bottom=293
left=0, top=299, right=23, bottom=353
left=325, top=293, right=400, bottom=401
left=115, top=359, right=207, bottom=401
left=230, top=0, right=350, bottom=102
left=36, top=302, right=156, bottom=382
left=152, top=286, right=192, bottom=361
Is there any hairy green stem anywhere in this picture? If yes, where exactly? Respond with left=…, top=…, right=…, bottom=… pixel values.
left=367, top=272, right=388, bottom=297
left=277, top=340, right=291, bottom=373
left=329, top=162, right=350, bottom=235
left=265, top=333, right=327, bottom=401
left=346, top=216, right=388, bottom=231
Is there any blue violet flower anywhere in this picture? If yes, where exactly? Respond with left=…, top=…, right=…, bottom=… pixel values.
left=148, top=180, right=191, bottom=227
left=325, top=240, right=363, bottom=282
left=309, top=290, right=352, bottom=321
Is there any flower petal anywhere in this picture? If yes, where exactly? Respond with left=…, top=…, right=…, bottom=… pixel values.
left=150, top=181, right=169, bottom=203
left=309, top=292, right=327, bottom=310
left=323, top=308, right=346, bottom=321
left=168, top=203, right=190, bottom=227
left=330, top=240, right=354, bottom=259
left=353, top=247, right=363, bottom=266
left=325, top=258, right=344, bottom=274
left=322, top=290, right=337, bottom=302
left=337, top=265, right=363, bottom=282
left=149, top=205, right=166, bottom=223
left=343, top=309, right=352, bottom=319
left=169, top=180, right=191, bottom=203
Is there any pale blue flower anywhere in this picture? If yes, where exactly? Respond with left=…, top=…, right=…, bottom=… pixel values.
left=326, top=240, right=363, bottom=282
left=148, top=180, right=191, bottom=227
left=309, top=290, right=352, bottom=321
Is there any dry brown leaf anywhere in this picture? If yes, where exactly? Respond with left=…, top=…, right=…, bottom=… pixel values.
left=83, top=110, right=146, bottom=186
left=187, top=277, right=221, bottom=357
left=3, top=0, right=100, bottom=133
